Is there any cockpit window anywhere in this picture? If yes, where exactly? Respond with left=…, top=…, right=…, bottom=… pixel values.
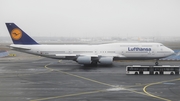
left=160, top=44, right=164, bottom=46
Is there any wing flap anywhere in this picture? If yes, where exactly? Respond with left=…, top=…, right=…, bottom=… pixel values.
left=117, top=54, right=126, bottom=57
left=10, top=46, right=31, bottom=50
left=79, top=54, right=98, bottom=57
left=55, top=54, right=77, bottom=57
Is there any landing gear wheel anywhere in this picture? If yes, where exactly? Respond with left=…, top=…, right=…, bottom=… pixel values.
left=91, top=61, right=97, bottom=66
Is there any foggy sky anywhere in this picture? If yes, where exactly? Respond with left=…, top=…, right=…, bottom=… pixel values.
left=0, top=0, right=180, bottom=37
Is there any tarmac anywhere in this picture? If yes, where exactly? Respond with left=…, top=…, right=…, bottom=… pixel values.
left=0, top=50, right=180, bottom=101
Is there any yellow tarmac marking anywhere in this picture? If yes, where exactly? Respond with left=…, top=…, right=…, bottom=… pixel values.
left=143, top=78, right=180, bottom=101
left=31, top=62, right=146, bottom=101
left=31, top=61, right=180, bottom=101
left=30, top=89, right=106, bottom=101
left=44, top=62, right=115, bottom=87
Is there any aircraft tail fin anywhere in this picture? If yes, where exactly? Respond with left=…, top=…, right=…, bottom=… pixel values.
left=5, top=23, right=38, bottom=44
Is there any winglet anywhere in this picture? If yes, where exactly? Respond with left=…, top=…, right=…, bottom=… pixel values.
left=5, top=23, right=38, bottom=44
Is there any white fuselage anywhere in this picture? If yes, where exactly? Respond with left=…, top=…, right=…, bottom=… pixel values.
left=10, top=42, right=174, bottom=61
left=6, top=23, right=175, bottom=65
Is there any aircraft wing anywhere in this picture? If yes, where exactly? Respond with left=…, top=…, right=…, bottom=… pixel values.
left=54, top=54, right=99, bottom=58
left=54, top=53, right=125, bottom=58
left=117, top=54, right=126, bottom=58
left=78, top=54, right=98, bottom=57
left=98, top=54, right=126, bottom=58
left=55, top=54, right=77, bottom=57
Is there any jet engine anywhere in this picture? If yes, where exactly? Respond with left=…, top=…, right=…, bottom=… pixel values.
left=98, top=57, right=113, bottom=65
left=76, top=56, right=91, bottom=64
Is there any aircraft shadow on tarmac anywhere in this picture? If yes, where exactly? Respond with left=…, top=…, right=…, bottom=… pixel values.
left=79, top=64, right=114, bottom=70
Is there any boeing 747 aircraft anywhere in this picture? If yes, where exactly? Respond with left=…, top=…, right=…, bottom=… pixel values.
left=6, top=23, right=174, bottom=66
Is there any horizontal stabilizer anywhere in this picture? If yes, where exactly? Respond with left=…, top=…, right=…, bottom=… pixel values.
left=10, top=46, right=31, bottom=50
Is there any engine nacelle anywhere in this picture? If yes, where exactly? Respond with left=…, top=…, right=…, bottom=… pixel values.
left=76, top=56, right=92, bottom=64
left=99, top=57, right=113, bottom=65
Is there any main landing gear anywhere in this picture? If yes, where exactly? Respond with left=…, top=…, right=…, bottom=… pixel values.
left=155, top=59, right=159, bottom=66
left=91, top=61, right=98, bottom=66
